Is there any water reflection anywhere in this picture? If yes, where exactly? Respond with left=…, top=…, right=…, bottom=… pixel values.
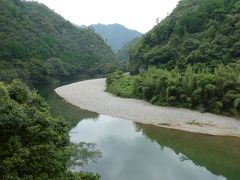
left=41, top=90, right=240, bottom=180
left=39, top=88, right=98, bottom=127
left=137, top=123, right=240, bottom=180
left=70, top=115, right=234, bottom=180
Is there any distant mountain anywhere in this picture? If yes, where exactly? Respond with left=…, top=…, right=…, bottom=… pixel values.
left=89, top=23, right=142, bottom=53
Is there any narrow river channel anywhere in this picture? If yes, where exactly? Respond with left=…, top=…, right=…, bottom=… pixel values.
left=41, top=89, right=240, bottom=180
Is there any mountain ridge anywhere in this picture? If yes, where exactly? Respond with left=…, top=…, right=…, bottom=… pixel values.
left=89, top=23, right=142, bottom=53
left=0, top=0, right=119, bottom=86
left=106, top=0, right=240, bottom=117
left=128, top=0, right=240, bottom=73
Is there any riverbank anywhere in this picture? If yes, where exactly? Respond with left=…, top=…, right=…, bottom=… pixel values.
left=55, top=78, right=240, bottom=137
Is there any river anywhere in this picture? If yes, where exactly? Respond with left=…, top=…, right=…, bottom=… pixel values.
left=41, top=89, right=240, bottom=180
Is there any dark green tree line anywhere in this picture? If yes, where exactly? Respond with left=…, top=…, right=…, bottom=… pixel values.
left=0, top=80, right=101, bottom=179
left=107, top=63, right=240, bottom=116
left=128, top=0, right=240, bottom=74
left=0, top=0, right=120, bottom=87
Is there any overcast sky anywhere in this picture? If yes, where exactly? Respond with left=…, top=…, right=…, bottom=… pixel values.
left=34, top=0, right=180, bottom=33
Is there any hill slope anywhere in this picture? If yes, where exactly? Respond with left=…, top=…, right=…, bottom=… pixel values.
left=107, top=0, right=240, bottom=117
left=116, top=37, right=140, bottom=66
left=90, top=23, right=142, bottom=53
left=0, top=0, right=118, bottom=86
left=129, top=0, right=240, bottom=73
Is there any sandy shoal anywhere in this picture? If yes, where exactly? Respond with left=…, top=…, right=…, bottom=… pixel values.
left=55, top=78, right=240, bottom=137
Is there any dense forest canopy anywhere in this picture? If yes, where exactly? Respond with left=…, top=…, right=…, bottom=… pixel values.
left=0, top=0, right=120, bottom=87
left=0, top=80, right=101, bottom=179
left=107, top=63, right=240, bottom=116
left=128, top=0, right=240, bottom=73
left=107, top=0, right=240, bottom=117
left=0, top=0, right=122, bottom=179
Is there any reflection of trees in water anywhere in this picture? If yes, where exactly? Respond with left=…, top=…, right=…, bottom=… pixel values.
left=39, top=88, right=99, bottom=128
left=135, top=123, right=240, bottom=180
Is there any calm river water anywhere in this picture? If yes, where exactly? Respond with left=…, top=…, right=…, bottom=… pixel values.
left=42, top=90, right=240, bottom=180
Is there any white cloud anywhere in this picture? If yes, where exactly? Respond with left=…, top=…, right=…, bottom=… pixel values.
left=35, top=0, right=180, bottom=33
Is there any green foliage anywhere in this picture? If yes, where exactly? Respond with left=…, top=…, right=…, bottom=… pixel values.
left=128, top=0, right=240, bottom=74
left=116, top=37, right=141, bottom=71
left=0, top=81, right=101, bottom=179
left=73, top=172, right=100, bottom=180
left=106, top=71, right=135, bottom=98
left=0, top=0, right=120, bottom=86
left=234, top=98, right=240, bottom=111
left=0, top=82, right=8, bottom=100
left=7, top=79, right=29, bottom=103
left=114, top=0, right=240, bottom=117
left=69, top=142, right=102, bottom=168
left=107, top=63, right=240, bottom=116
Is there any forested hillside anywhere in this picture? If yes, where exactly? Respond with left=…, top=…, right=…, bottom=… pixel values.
left=107, top=0, right=240, bottom=117
left=116, top=37, right=140, bottom=67
left=0, top=0, right=119, bottom=87
left=90, top=23, right=142, bottom=53
left=129, top=0, right=240, bottom=73
left=0, top=0, right=118, bottom=178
